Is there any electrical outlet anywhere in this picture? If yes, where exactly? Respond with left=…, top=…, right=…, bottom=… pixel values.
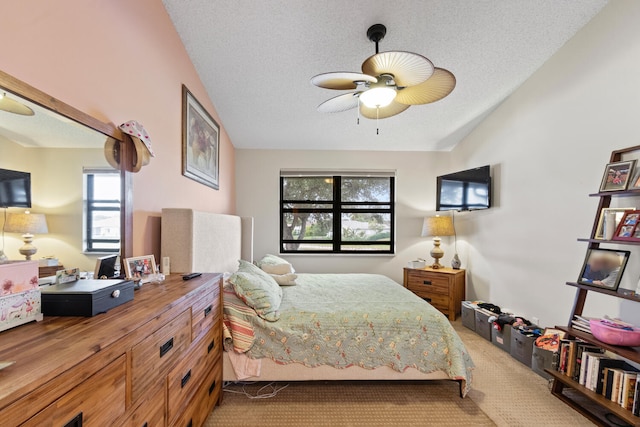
left=531, top=317, right=540, bottom=326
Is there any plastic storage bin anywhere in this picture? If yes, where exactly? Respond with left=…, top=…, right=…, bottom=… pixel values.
left=531, top=346, right=556, bottom=380
left=510, top=328, right=537, bottom=367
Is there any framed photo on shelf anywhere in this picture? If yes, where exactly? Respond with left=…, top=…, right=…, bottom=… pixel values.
left=577, top=248, right=630, bottom=291
left=182, top=84, right=220, bottom=190
left=594, top=207, right=635, bottom=239
left=124, top=255, right=157, bottom=284
left=629, top=168, right=640, bottom=189
left=612, top=210, right=640, bottom=241
left=599, top=160, right=636, bottom=192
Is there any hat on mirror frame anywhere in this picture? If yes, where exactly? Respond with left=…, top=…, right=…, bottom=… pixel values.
left=118, top=120, right=155, bottom=173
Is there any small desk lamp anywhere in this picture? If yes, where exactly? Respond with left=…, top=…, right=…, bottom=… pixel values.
left=5, top=211, right=48, bottom=260
left=421, top=215, right=455, bottom=269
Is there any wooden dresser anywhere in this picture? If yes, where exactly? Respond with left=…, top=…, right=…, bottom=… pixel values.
left=0, top=273, right=223, bottom=427
left=403, top=267, right=465, bottom=321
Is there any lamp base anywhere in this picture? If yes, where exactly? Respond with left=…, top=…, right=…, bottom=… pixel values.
left=430, top=237, right=444, bottom=270
left=19, top=233, right=37, bottom=261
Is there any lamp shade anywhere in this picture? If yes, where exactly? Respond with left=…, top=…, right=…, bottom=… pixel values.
left=421, top=215, right=454, bottom=237
left=5, top=212, right=48, bottom=235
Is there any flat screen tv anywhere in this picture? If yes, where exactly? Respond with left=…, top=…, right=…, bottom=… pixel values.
left=0, top=168, right=31, bottom=208
left=436, top=165, right=491, bottom=211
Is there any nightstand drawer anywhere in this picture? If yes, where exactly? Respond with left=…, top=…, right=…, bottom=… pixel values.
left=406, top=271, right=450, bottom=295
left=411, top=290, right=450, bottom=310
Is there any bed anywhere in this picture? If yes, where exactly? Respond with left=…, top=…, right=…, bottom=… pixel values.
left=161, top=208, right=474, bottom=396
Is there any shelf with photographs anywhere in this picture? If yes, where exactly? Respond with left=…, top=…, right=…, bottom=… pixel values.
left=549, top=145, right=640, bottom=426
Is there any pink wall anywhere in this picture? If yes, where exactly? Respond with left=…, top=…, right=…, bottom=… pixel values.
left=1, top=0, right=236, bottom=259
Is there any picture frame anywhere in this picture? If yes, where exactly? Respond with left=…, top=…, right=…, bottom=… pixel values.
left=94, top=254, right=119, bottom=279
left=541, top=328, right=567, bottom=340
left=629, top=167, right=640, bottom=190
left=578, top=248, right=630, bottom=291
left=594, top=207, right=635, bottom=239
left=599, top=160, right=636, bottom=192
left=124, top=255, right=157, bottom=284
left=182, top=84, right=220, bottom=190
left=613, top=210, right=640, bottom=241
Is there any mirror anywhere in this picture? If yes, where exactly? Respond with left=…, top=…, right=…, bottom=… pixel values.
left=0, top=70, right=132, bottom=272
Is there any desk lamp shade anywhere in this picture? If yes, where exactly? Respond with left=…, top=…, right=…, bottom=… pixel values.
left=5, top=211, right=48, bottom=260
left=421, top=215, right=454, bottom=269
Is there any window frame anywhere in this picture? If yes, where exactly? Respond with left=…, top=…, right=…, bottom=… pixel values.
left=280, top=171, right=395, bottom=254
left=84, top=168, right=121, bottom=253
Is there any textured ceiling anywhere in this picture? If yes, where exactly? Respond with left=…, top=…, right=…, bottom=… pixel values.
left=162, top=0, right=608, bottom=152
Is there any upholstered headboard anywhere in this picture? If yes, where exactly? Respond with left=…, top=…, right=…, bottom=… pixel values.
left=161, top=208, right=253, bottom=274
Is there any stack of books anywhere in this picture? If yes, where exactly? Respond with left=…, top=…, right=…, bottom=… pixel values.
left=556, top=339, right=640, bottom=416
left=570, top=315, right=593, bottom=334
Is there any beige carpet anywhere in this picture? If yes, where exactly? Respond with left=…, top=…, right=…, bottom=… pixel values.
left=205, top=319, right=594, bottom=427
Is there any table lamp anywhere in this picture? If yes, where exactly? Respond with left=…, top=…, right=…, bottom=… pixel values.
left=5, top=211, right=48, bottom=260
left=421, top=215, right=455, bottom=269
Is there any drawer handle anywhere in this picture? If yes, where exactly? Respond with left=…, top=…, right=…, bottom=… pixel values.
left=423, top=297, right=432, bottom=303
left=142, top=423, right=148, bottom=427
left=186, top=420, right=193, bottom=427
left=64, top=412, right=83, bottom=427
left=160, top=337, right=174, bottom=358
left=422, top=280, right=432, bottom=285
left=209, top=379, right=217, bottom=395
left=181, top=369, right=192, bottom=388
left=204, top=304, right=213, bottom=317
left=208, top=339, right=215, bottom=353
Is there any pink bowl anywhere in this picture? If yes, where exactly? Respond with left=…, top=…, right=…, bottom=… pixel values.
left=589, top=319, right=640, bottom=347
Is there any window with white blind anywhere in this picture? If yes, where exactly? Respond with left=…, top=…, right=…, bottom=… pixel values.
left=280, top=170, right=395, bottom=254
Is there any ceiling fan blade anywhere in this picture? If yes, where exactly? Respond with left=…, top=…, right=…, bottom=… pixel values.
left=359, top=100, right=410, bottom=119
left=311, top=72, right=377, bottom=90
left=362, top=51, right=434, bottom=87
left=0, top=95, right=34, bottom=116
left=394, top=68, right=456, bottom=105
left=317, top=92, right=360, bottom=113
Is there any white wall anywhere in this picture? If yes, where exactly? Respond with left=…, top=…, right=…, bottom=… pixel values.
left=450, top=1, right=640, bottom=327
left=235, top=149, right=453, bottom=284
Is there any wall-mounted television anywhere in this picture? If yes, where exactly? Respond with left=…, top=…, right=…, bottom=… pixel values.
left=0, top=168, right=31, bottom=208
left=436, top=165, right=491, bottom=211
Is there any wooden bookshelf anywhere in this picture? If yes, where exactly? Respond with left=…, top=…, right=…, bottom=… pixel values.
left=555, top=326, right=640, bottom=362
left=578, top=238, right=640, bottom=246
left=566, top=282, right=640, bottom=303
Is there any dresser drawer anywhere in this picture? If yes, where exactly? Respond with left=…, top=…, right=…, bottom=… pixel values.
left=123, top=382, right=165, bottom=427
left=406, top=271, right=450, bottom=295
left=131, top=309, right=191, bottom=402
left=192, top=285, right=220, bottom=339
left=167, top=320, right=220, bottom=423
left=170, top=359, right=222, bottom=427
left=411, top=290, right=450, bottom=311
left=23, top=355, right=126, bottom=427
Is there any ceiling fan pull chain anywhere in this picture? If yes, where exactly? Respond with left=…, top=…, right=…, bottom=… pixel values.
left=376, top=107, right=380, bottom=135
left=357, top=98, right=360, bottom=125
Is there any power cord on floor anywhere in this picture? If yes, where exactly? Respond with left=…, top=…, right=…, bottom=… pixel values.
left=223, top=381, right=289, bottom=399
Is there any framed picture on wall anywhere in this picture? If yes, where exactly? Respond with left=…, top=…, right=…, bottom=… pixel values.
left=577, top=248, right=630, bottom=291
left=182, top=84, right=220, bottom=190
left=599, top=160, right=636, bottom=192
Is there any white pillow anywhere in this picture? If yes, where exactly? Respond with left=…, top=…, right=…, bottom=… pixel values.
left=256, top=254, right=295, bottom=275
left=270, top=273, right=298, bottom=286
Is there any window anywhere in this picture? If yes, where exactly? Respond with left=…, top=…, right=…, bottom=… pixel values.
left=83, top=169, right=121, bottom=252
left=280, top=170, right=395, bottom=254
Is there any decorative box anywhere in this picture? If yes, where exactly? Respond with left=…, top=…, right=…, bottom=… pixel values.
left=0, top=288, right=43, bottom=332
left=407, top=260, right=426, bottom=269
left=41, top=279, right=134, bottom=317
left=0, top=260, right=39, bottom=295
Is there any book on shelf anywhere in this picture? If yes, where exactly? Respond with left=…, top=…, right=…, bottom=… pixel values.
left=622, top=372, right=637, bottom=410
left=596, top=359, right=630, bottom=395
left=574, top=344, right=603, bottom=382
left=633, top=379, right=640, bottom=416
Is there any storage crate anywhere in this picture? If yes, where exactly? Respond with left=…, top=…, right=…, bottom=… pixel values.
left=531, top=346, right=556, bottom=380
left=491, top=324, right=512, bottom=352
left=510, top=329, right=537, bottom=367
left=0, top=288, right=42, bottom=332
left=461, top=301, right=476, bottom=331
left=0, top=260, right=38, bottom=295
left=474, top=308, right=494, bottom=341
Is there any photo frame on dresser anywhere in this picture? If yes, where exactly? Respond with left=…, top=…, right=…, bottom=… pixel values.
left=578, top=248, right=630, bottom=291
left=182, top=85, right=220, bottom=190
left=599, top=160, right=636, bottom=192
left=124, top=255, right=157, bottom=284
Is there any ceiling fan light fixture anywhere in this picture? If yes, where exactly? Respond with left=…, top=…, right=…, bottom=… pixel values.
left=359, top=87, right=396, bottom=108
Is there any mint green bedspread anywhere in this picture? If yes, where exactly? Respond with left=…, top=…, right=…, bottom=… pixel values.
left=238, top=273, right=474, bottom=394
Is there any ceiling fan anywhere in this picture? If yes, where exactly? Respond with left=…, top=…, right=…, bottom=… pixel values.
left=311, top=24, right=455, bottom=125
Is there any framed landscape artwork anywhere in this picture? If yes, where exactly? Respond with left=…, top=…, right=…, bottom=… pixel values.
left=182, top=85, right=220, bottom=190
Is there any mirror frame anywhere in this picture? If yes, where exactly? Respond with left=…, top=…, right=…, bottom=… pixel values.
left=0, top=69, right=133, bottom=260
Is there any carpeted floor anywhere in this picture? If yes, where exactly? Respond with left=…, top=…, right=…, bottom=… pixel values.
left=205, top=319, right=594, bottom=427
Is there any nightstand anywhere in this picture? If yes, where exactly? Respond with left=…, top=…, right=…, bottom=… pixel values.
left=403, top=267, right=465, bottom=320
